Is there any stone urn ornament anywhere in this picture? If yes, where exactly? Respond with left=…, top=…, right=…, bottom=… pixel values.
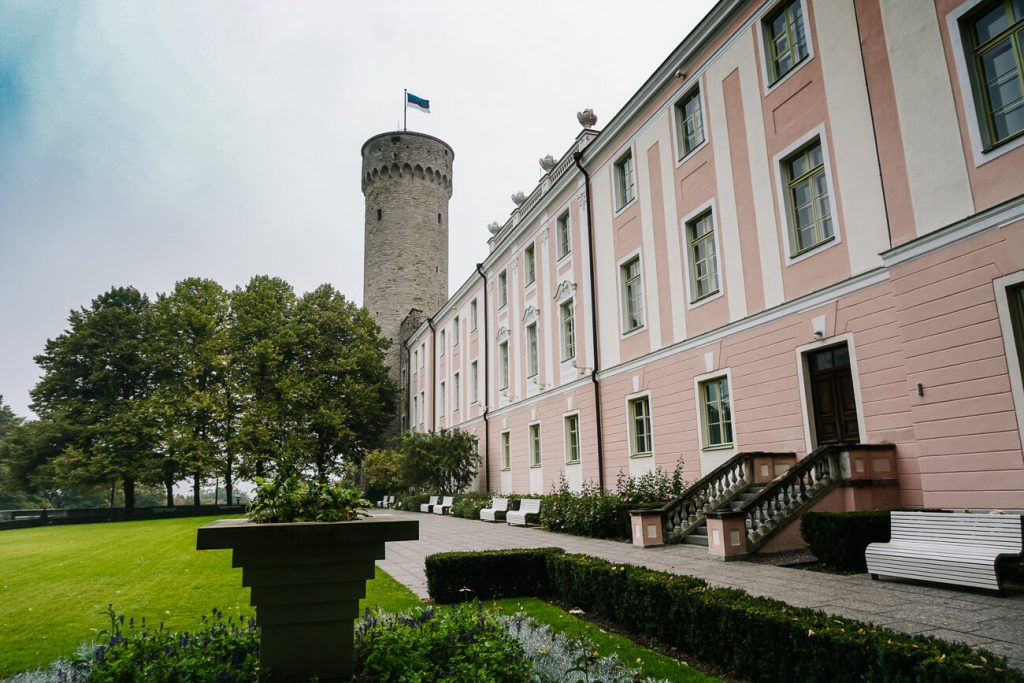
left=577, top=108, right=598, bottom=129
left=511, top=191, right=527, bottom=207
left=539, top=154, right=557, bottom=172
left=487, top=221, right=501, bottom=235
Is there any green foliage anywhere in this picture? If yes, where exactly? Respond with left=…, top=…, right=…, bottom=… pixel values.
left=354, top=603, right=532, bottom=683
left=426, top=550, right=1021, bottom=683
left=85, top=606, right=260, bottom=683
left=425, top=548, right=564, bottom=603
left=614, top=460, right=687, bottom=504
left=362, top=448, right=406, bottom=494
left=449, top=492, right=493, bottom=519
left=247, top=472, right=370, bottom=523
left=399, top=429, right=480, bottom=495
left=541, top=479, right=634, bottom=539
left=800, top=510, right=892, bottom=571
left=395, top=493, right=431, bottom=511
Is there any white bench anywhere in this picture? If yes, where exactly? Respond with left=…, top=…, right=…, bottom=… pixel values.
left=866, top=511, right=1023, bottom=591
left=507, top=498, right=541, bottom=527
left=376, top=495, right=395, bottom=509
left=480, top=497, right=509, bottom=522
left=419, top=496, right=439, bottom=513
left=432, top=496, right=454, bottom=515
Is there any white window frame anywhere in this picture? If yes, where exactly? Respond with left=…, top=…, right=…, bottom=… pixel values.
left=453, top=317, right=460, bottom=347
left=680, top=200, right=725, bottom=309
left=500, top=430, right=511, bottom=471
left=559, top=298, right=576, bottom=361
left=412, top=395, right=418, bottom=428
left=556, top=211, right=572, bottom=260
left=439, top=380, right=446, bottom=418
left=419, top=391, right=425, bottom=425
left=563, top=411, right=581, bottom=464
left=453, top=371, right=460, bottom=412
left=524, top=242, right=537, bottom=288
left=420, top=343, right=426, bottom=368
left=526, top=321, right=539, bottom=378
left=439, top=329, right=446, bottom=356
left=498, top=270, right=508, bottom=309
left=995, top=270, right=1024, bottom=450
left=773, top=125, right=842, bottom=265
left=470, top=299, right=478, bottom=331
left=412, top=348, right=418, bottom=373
left=613, top=147, right=636, bottom=213
left=499, top=340, right=509, bottom=390
left=618, top=251, right=646, bottom=336
left=674, top=84, right=707, bottom=161
left=948, top=0, right=1024, bottom=166
left=757, top=0, right=815, bottom=95
left=529, top=421, right=542, bottom=468
left=470, top=359, right=479, bottom=404
left=625, top=390, right=654, bottom=458
left=693, top=368, right=735, bottom=452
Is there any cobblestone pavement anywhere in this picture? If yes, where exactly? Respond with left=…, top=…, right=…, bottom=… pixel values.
left=373, top=509, right=1024, bottom=671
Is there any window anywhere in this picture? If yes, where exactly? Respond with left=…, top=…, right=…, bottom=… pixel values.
left=628, top=396, right=653, bottom=457
left=621, top=256, right=644, bottom=332
left=419, top=391, right=425, bottom=425
left=526, top=322, right=539, bottom=377
left=420, top=343, right=426, bottom=368
left=556, top=212, right=571, bottom=259
left=560, top=300, right=576, bottom=361
left=524, top=243, right=536, bottom=286
left=700, top=377, right=733, bottom=448
left=676, top=88, right=705, bottom=157
left=686, top=211, right=719, bottom=300
left=501, top=432, right=511, bottom=470
left=471, top=360, right=479, bottom=403
left=499, top=341, right=509, bottom=390
left=413, top=349, right=418, bottom=372
left=412, top=396, right=418, bottom=426
left=439, top=381, right=446, bottom=418
left=764, top=0, right=809, bottom=84
left=498, top=270, right=508, bottom=308
left=453, top=372, right=460, bottom=411
left=439, top=329, right=446, bottom=355
left=529, top=424, right=541, bottom=467
left=1009, top=282, right=1024, bottom=376
left=470, top=299, right=478, bottom=331
left=564, top=414, right=580, bottom=464
left=614, top=150, right=635, bottom=210
left=784, top=140, right=833, bottom=255
left=453, top=317, right=460, bottom=346
left=964, top=0, right=1024, bottom=148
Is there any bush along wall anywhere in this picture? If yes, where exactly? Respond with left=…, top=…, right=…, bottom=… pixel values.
left=424, top=549, right=1021, bottom=683
left=448, top=492, right=493, bottom=520
left=800, top=510, right=893, bottom=571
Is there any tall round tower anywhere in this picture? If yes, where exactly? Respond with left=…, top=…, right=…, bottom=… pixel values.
left=361, top=131, right=453, bottom=387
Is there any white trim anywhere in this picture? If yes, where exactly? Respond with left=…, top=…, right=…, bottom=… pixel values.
left=617, top=249, right=646, bottom=336
left=947, top=0, right=1024, bottom=167
left=487, top=376, right=592, bottom=419
left=772, top=124, right=843, bottom=265
left=679, top=199, right=726, bottom=309
left=993, top=271, right=1024, bottom=454
left=598, top=267, right=888, bottom=382
left=693, top=367, right=737, bottom=453
left=882, top=195, right=1024, bottom=267
left=756, top=0, right=816, bottom=96
left=794, top=333, right=868, bottom=452
left=624, top=389, right=655, bottom=459
left=670, top=79, right=710, bottom=166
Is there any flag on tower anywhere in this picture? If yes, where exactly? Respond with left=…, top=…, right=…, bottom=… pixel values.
left=406, top=92, right=430, bottom=114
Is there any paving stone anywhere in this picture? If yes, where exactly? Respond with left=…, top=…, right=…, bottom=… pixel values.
left=917, top=628, right=995, bottom=647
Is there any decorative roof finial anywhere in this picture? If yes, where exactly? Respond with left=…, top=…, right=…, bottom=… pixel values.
left=511, top=191, right=527, bottom=207
left=577, top=109, right=598, bottom=129
left=539, top=155, right=557, bottom=172
left=487, top=221, right=501, bottom=235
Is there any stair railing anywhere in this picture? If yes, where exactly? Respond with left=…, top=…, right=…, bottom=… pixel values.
left=655, top=452, right=794, bottom=543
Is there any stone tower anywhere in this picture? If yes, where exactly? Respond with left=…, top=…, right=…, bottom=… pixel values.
left=361, top=131, right=453, bottom=410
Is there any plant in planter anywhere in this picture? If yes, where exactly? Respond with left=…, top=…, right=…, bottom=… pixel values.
left=196, top=470, right=417, bottom=681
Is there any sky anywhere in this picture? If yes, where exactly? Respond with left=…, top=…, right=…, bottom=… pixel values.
left=0, top=0, right=717, bottom=418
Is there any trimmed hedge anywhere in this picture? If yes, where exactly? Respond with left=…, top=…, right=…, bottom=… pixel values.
left=425, top=547, right=563, bottom=603
left=425, top=549, right=1021, bottom=683
left=801, top=510, right=892, bottom=571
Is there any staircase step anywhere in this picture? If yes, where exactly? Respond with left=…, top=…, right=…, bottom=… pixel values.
left=683, top=534, right=708, bottom=546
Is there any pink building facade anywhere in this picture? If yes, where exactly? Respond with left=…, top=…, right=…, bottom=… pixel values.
left=405, top=0, right=1024, bottom=511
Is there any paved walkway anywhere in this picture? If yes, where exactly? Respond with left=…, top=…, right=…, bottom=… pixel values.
left=374, top=510, right=1024, bottom=671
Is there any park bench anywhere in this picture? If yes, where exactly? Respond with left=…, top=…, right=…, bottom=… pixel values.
left=865, top=511, right=1023, bottom=591
left=376, top=495, right=395, bottom=509
left=420, top=496, right=439, bottom=513
left=432, top=496, right=454, bottom=515
left=480, top=497, right=509, bottom=522
left=507, top=498, right=541, bottom=527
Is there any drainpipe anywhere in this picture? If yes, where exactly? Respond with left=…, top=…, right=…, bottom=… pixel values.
left=475, top=262, right=490, bottom=492
left=427, top=317, right=436, bottom=433
left=573, top=150, right=605, bottom=490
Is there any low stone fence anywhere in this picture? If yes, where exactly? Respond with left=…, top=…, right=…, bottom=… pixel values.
left=0, top=504, right=246, bottom=531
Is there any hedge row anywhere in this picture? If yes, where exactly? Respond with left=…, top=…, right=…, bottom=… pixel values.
left=424, top=549, right=1021, bottom=683
left=800, top=510, right=893, bottom=571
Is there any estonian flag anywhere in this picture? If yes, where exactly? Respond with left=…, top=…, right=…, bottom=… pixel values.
left=406, top=92, right=430, bottom=114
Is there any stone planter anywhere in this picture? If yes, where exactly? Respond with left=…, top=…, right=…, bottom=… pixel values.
left=197, top=516, right=418, bottom=682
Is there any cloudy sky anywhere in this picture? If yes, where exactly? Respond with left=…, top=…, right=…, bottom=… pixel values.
left=0, top=0, right=716, bottom=417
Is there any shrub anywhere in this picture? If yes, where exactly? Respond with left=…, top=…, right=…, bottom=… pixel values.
left=614, top=461, right=687, bottom=504
left=247, top=474, right=370, bottom=523
left=449, top=492, right=493, bottom=519
left=425, top=548, right=564, bottom=603
left=425, top=550, right=1021, bottom=683
left=541, top=479, right=634, bottom=539
left=354, top=603, right=531, bottom=682
left=800, top=510, right=892, bottom=571
left=395, top=492, right=431, bottom=511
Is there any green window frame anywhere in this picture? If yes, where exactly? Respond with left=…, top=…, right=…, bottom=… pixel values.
left=700, top=377, right=733, bottom=448
left=560, top=300, right=576, bottom=361
left=964, top=0, right=1024, bottom=149
left=498, top=270, right=508, bottom=308
left=764, top=0, right=809, bottom=84
left=525, top=243, right=536, bottom=286
left=676, top=87, right=705, bottom=158
left=564, top=414, right=580, bottom=464
left=529, top=423, right=541, bottom=467
left=785, top=140, right=833, bottom=255
left=629, top=396, right=653, bottom=457
left=526, top=322, right=539, bottom=378
left=687, top=211, right=719, bottom=301
left=614, top=151, right=635, bottom=210
left=557, top=212, right=571, bottom=259
left=622, top=256, right=644, bottom=332
left=499, top=341, right=509, bottom=390
left=501, top=431, right=511, bottom=470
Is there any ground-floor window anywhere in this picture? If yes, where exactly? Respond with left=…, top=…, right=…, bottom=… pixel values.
left=699, top=376, right=732, bottom=447
left=564, top=414, right=580, bottom=463
left=628, top=395, right=652, bottom=457
left=529, top=423, right=541, bottom=467
left=501, top=431, right=511, bottom=470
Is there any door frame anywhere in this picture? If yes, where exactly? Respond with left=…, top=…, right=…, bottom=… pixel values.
left=795, top=332, right=868, bottom=452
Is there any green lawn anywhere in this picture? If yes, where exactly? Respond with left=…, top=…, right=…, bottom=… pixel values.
left=0, top=515, right=420, bottom=677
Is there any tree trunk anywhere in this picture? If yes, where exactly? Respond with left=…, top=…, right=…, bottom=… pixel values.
left=109, top=481, right=116, bottom=509
left=225, top=458, right=234, bottom=506
left=164, top=478, right=175, bottom=507
left=193, top=473, right=201, bottom=506
left=123, top=478, right=135, bottom=515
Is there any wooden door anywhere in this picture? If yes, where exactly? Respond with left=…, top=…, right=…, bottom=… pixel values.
left=808, top=344, right=860, bottom=446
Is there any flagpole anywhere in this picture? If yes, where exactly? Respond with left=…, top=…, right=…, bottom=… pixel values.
left=403, top=88, right=407, bottom=132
